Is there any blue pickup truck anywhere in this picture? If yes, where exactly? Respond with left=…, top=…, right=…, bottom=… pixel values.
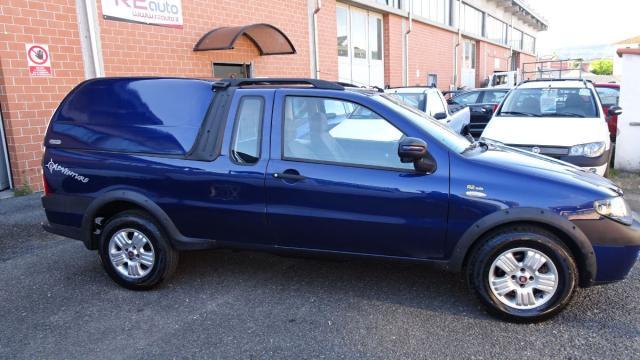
left=42, top=77, right=639, bottom=322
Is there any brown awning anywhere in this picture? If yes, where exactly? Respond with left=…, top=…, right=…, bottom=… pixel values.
left=193, top=23, right=296, bottom=55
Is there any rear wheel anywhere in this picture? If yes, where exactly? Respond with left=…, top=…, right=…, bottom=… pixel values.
left=98, top=210, right=179, bottom=290
left=467, top=226, right=577, bottom=322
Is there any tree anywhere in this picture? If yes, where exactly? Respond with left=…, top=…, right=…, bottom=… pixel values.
left=591, top=59, right=613, bottom=75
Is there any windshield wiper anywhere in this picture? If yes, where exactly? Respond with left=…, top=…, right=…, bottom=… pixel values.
left=499, top=111, right=542, bottom=117
left=548, top=112, right=584, bottom=118
left=462, top=140, right=488, bottom=153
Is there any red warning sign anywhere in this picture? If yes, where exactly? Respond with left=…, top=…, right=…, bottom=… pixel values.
left=25, top=43, right=52, bottom=77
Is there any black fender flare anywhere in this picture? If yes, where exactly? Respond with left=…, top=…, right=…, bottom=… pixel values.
left=446, top=207, right=597, bottom=286
left=81, top=190, right=214, bottom=250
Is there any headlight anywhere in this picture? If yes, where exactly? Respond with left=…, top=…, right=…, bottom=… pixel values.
left=569, top=142, right=606, bottom=158
left=594, top=197, right=633, bottom=225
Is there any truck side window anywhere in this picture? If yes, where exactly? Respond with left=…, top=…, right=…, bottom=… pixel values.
left=283, top=96, right=414, bottom=171
left=230, top=96, right=264, bottom=164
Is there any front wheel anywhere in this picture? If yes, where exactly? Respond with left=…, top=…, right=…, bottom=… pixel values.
left=98, top=210, right=179, bottom=290
left=467, top=226, right=578, bottom=322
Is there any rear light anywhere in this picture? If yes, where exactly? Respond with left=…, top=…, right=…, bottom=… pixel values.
left=42, top=173, right=52, bottom=196
left=492, top=104, right=499, bottom=113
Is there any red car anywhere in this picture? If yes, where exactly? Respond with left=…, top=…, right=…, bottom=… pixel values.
left=595, top=83, right=620, bottom=141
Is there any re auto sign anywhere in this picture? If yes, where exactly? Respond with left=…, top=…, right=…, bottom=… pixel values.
left=25, top=44, right=52, bottom=77
left=101, top=0, right=183, bottom=28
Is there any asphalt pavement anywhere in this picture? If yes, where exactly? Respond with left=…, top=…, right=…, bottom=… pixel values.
left=0, top=193, right=638, bottom=359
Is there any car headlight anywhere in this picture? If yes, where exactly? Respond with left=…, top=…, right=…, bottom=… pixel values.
left=569, top=142, right=606, bottom=158
left=594, top=197, right=633, bottom=225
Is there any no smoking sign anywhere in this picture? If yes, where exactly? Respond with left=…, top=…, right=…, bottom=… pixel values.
left=25, top=43, right=52, bottom=77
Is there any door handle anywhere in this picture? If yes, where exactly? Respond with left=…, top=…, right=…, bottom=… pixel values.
left=273, top=169, right=306, bottom=181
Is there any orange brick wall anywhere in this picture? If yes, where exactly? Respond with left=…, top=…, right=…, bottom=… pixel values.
left=383, top=14, right=403, bottom=88
left=98, top=0, right=313, bottom=78
left=517, top=52, right=537, bottom=80
left=476, top=41, right=511, bottom=85
left=0, top=0, right=85, bottom=191
left=407, top=20, right=457, bottom=91
left=316, top=1, right=339, bottom=81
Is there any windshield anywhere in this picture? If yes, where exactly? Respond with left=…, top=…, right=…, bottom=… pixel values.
left=372, top=94, right=472, bottom=153
left=390, top=93, right=426, bottom=110
left=595, top=86, right=619, bottom=106
left=498, top=87, right=598, bottom=118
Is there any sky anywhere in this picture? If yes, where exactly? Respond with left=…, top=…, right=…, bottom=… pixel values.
left=530, top=0, right=639, bottom=54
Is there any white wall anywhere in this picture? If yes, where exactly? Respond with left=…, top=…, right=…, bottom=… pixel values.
left=614, top=54, right=640, bottom=171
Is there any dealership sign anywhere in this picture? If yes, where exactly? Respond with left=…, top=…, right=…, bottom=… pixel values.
left=101, top=0, right=183, bottom=28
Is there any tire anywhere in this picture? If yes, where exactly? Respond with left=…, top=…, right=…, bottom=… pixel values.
left=98, top=210, right=179, bottom=290
left=467, top=225, right=578, bottom=322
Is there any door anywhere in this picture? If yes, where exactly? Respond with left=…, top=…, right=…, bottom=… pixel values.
left=462, top=40, right=476, bottom=88
left=336, top=4, right=384, bottom=87
left=265, top=91, right=450, bottom=259
left=0, top=104, right=10, bottom=191
left=164, top=89, right=274, bottom=245
left=350, top=8, right=369, bottom=86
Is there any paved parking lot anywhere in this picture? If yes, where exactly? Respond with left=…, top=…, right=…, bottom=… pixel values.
left=0, top=193, right=638, bottom=359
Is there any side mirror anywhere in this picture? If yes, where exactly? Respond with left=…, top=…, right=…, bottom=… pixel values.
left=608, top=105, right=622, bottom=116
left=433, top=112, right=447, bottom=120
left=398, top=137, right=437, bottom=174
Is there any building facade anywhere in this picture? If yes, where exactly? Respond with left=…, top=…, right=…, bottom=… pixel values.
left=0, top=0, right=546, bottom=191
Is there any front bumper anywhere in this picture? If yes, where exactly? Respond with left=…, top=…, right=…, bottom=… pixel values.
left=574, top=211, right=640, bottom=283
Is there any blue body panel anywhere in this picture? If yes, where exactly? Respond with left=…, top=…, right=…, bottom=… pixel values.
left=42, top=78, right=640, bottom=286
left=593, top=245, right=640, bottom=282
left=48, top=78, right=213, bottom=155
left=265, top=89, right=450, bottom=259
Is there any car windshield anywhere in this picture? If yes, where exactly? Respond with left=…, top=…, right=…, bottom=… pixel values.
left=388, top=93, right=426, bottom=110
left=372, top=94, right=472, bottom=153
left=498, top=87, right=598, bottom=118
left=595, top=86, right=620, bottom=106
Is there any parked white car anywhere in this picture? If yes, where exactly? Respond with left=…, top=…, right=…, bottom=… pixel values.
left=385, top=87, right=471, bottom=134
left=481, top=79, right=622, bottom=176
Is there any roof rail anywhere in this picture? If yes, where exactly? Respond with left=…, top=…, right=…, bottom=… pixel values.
left=519, top=78, right=592, bottom=87
left=213, top=78, right=345, bottom=91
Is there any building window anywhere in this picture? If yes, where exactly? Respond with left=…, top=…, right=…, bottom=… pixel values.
left=461, top=3, right=483, bottom=37
left=523, top=33, right=535, bottom=53
left=351, top=10, right=368, bottom=59
left=463, top=40, right=476, bottom=69
left=427, top=73, right=438, bottom=87
left=369, top=16, right=382, bottom=60
left=486, top=16, right=507, bottom=45
left=213, top=63, right=251, bottom=79
left=337, top=6, right=349, bottom=57
left=412, top=0, right=450, bottom=25
left=511, top=28, right=523, bottom=50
